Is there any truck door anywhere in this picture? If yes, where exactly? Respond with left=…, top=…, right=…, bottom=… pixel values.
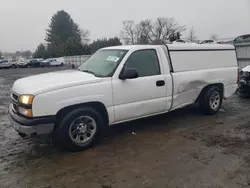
left=112, top=49, right=167, bottom=122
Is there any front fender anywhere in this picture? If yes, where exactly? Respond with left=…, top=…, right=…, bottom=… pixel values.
left=32, top=80, right=113, bottom=118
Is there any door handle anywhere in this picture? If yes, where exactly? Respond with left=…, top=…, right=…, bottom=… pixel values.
left=156, top=80, right=165, bottom=87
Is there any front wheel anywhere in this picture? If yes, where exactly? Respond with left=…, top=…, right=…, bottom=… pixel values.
left=199, top=86, right=223, bottom=115
left=53, top=107, right=104, bottom=151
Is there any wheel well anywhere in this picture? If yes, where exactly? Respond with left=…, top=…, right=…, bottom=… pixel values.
left=196, top=83, right=224, bottom=102
left=56, top=102, right=109, bottom=126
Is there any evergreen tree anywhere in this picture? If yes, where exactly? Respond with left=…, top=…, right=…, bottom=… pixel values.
left=45, top=10, right=85, bottom=57
left=89, top=37, right=122, bottom=53
left=33, top=43, right=47, bottom=58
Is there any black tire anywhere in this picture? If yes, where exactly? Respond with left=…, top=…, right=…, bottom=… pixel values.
left=199, top=86, right=223, bottom=115
left=11, top=64, right=16, bottom=69
left=53, top=107, right=104, bottom=151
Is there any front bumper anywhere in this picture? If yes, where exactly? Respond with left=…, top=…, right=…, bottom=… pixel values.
left=8, top=104, right=56, bottom=136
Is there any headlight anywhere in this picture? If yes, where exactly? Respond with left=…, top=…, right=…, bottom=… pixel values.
left=18, top=106, right=33, bottom=117
left=19, top=95, right=34, bottom=105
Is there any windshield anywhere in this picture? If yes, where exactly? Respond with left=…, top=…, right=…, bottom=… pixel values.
left=78, top=49, right=128, bottom=77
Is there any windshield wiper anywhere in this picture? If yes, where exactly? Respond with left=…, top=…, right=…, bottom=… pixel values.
left=79, top=69, right=97, bottom=76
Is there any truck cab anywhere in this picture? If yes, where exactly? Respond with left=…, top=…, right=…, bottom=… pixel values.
left=9, top=44, right=238, bottom=150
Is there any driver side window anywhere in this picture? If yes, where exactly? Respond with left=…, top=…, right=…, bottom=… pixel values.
left=125, top=49, right=160, bottom=77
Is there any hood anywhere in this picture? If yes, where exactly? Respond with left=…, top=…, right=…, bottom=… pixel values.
left=12, top=69, right=102, bottom=95
left=242, top=65, right=250, bottom=72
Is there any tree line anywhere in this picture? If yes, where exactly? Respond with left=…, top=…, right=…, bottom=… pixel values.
left=0, top=10, right=221, bottom=60
left=33, top=10, right=189, bottom=59
left=0, top=50, right=32, bottom=60
left=120, top=18, right=185, bottom=44
left=31, top=10, right=219, bottom=59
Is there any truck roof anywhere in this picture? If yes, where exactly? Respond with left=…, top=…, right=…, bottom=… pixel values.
left=167, top=44, right=235, bottom=51
left=103, top=44, right=235, bottom=51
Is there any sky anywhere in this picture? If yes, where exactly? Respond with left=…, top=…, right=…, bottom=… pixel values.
left=0, top=0, right=249, bottom=52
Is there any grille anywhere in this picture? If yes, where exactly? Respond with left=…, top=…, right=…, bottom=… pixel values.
left=11, top=92, right=19, bottom=113
left=11, top=92, right=19, bottom=103
left=13, top=103, right=18, bottom=113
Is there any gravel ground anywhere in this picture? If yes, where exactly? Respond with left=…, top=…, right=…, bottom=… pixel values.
left=1, top=67, right=250, bottom=188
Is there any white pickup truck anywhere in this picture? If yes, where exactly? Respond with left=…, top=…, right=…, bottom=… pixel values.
left=9, top=44, right=238, bottom=150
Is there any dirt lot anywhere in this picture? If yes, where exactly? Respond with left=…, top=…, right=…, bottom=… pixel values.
left=1, top=68, right=250, bottom=188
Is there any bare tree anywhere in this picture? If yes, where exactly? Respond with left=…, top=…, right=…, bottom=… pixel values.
left=121, top=20, right=138, bottom=44
left=80, top=29, right=90, bottom=44
left=138, top=19, right=153, bottom=43
left=151, top=17, right=185, bottom=41
left=210, top=34, right=219, bottom=41
left=186, top=27, right=197, bottom=42
left=121, top=17, right=185, bottom=44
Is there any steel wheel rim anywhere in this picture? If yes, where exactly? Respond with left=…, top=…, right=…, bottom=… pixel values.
left=69, top=116, right=97, bottom=144
left=209, top=91, right=220, bottom=110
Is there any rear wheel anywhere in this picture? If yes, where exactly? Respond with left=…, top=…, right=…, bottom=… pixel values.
left=199, top=86, right=223, bottom=115
left=53, top=107, right=104, bottom=151
left=11, top=64, right=16, bottom=69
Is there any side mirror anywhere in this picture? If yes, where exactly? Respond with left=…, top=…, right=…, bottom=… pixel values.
left=119, top=68, right=139, bottom=80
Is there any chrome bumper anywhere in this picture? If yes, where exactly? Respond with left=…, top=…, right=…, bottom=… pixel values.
left=8, top=104, right=55, bottom=136
left=9, top=114, right=54, bottom=135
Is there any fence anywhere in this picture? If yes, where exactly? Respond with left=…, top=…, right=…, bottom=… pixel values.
left=63, top=55, right=90, bottom=67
